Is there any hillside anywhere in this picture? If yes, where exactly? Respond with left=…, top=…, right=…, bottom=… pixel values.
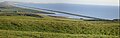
left=0, top=3, right=119, bottom=38
left=0, top=14, right=119, bottom=38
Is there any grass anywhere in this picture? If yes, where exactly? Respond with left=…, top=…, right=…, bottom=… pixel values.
left=0, top=7, right=119, bottom=38
left=0, top=30, right=118, bottom=38
left=0, top=16, right=119, bottom=38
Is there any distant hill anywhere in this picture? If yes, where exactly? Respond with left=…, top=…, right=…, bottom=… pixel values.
left=0, top=1, right=14, bottom=8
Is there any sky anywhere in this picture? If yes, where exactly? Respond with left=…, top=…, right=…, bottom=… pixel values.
left=0, top=0, right=119, bottom=6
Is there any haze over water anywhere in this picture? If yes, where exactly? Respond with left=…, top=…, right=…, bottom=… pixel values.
left=17, top=3, right=119, bottom=19
left=1, top=0, right=119, bottom=19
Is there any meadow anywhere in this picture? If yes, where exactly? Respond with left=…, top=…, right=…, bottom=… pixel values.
left=0, top=7, right=119, bottom=38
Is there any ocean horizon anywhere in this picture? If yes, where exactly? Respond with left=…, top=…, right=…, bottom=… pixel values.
left=16, top=3, right=119, bottom=19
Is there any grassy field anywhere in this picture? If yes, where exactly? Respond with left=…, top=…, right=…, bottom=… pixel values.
left=0, top=7, right=119, bottom=38
left=0, top=30, right=118, bottom=38
left=0, top=16, right=119, bottom=38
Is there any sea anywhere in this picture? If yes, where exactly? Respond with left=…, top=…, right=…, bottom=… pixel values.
left=16, top=3, right=119, bottom=19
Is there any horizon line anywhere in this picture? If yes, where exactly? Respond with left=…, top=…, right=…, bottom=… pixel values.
left=0, top=1, right=119, bottom=6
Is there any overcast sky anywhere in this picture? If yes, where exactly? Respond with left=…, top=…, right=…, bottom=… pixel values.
left=0, top=0, right=119, bottom=6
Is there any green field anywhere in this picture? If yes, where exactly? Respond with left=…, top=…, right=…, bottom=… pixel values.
left=0, top=7, right=119, bottom=38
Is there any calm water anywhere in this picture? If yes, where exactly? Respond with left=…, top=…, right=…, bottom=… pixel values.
left=17, top=3, right=119, bottom=19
